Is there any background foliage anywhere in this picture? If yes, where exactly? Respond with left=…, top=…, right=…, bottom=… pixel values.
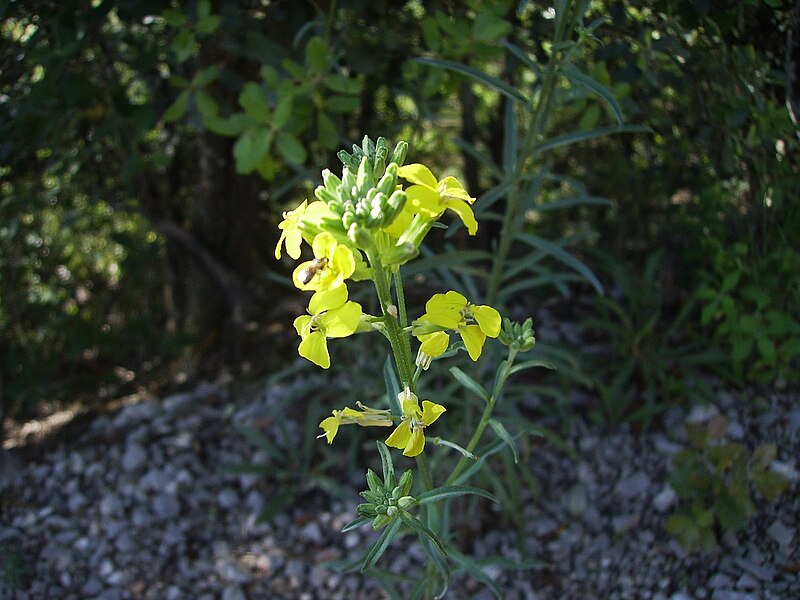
left=1, top=0, right=797, bottom=432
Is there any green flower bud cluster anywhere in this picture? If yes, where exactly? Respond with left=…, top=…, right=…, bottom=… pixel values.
left=338, top=135, right=408, bottom=180
left=313, top=136, right=409, bottom=249
left=356, top=468, right=416, bottom=530
left=498, top=317, right=536, bottom=352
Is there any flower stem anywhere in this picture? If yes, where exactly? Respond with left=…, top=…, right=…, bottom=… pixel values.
left=445, top=348, right=518, bottom=486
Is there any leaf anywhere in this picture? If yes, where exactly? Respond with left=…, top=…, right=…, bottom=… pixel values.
left=233, top=127, right=272, bottom=174
left=194, top=91, right=218, bottom=119
left=305, top=36, right=328, bottom=73
left=341, top=516, right=372, bottom=532
left=163, top=90, right=189, bottom=122
left=196, top=15, right=221, bottom=35
left=471, top=11, right=513, bottom=42
left=560, top=66, right=624, bottom=126
left=534, top=125, right=650, bottom=154
left=276, top=132, right=307, bottom=164
left=171, top=29, right=195, bottom=63
left=449, top=367, right=490, bottom=403
left=488, top=419, right=519, bottom=463
left=361, top=517, right=402, bottom=572
left=399, top=512, right=447, bottom=557
left=448, top=550, right=502, bottom=599
left=416, top=485, right=498, bottom=506
left=416, top=57, right=530, bottom=107
left=325, top=95, right=360, bottom=113
left=323, top=74, right=362, bottom=94
left=508, top=359, right=556, bottom=375
left=419, top=535, right=451, bottom=600
left=192, top=65, right=219, bottom=87
left=516, top=232, right=603, bottom=294
left=239, top=82, right=271, bottom=123
left=377, top=441, right=394, bottom=484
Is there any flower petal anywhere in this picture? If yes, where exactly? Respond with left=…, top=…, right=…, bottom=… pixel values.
left=420, top=400, right=446, bottom=426
left=472, top=305, right=502, bottom=338
left=406, top=185, right=443, bottom=217
left=385, top=420, right=413, bottom=450
left=419, top=331, right=450, bottom=358
left=321, top=301, right=362, bottom=338
left=398, top=163, right=438, bottom=189
left=403, top=428, right=426, bottom=457
left=298, top=330, right=330, bottom=368
left=293, top=315, right=312, bottom=336
left=444, top=198, right=478, bottom=235
left=460, top=324, right=487, bottom=361
left=309, top=285, right=348, bottom=315
left=319, top=412, right=341, bottom=444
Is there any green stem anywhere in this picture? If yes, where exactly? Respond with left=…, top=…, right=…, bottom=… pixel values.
left=367, top=248, right=414, bottom=389
left=486, top=0, right=575, bottom=306
left=445, top=349, right=518, bottom=486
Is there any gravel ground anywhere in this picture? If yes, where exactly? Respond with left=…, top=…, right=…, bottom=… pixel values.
left=1, top=378, right=798, bottom=599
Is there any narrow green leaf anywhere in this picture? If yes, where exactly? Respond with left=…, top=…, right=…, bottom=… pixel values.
left=377, top=441, right=394, bottom=484
left=416, top=57, right=530, bottom=106
left=488, top=419, right=519, bottom=463
left=534, top=124, right=650, bottom=154
left=449, top=367, right=490, bottom=402
left=419, top=536, right=451, bottom=600
left=341, top=516, right=372, bottom=532
left=416, top=485, right=498, bottom=506
left=449, top=550, right=502, bottom=599
left=399, top=512, right=447, bottom=557
left=502, top=90, right=518, bottom=173
left=516, top=232, right=603, bottom=294
left=560, top=66, right=624, bottom=125
left=500, top=39, right=542, bottom=78
left=508, top=359, right=556, bottom=375
left=362, top=517, right=402, bottom=572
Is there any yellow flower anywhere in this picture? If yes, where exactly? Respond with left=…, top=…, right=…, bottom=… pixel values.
left=293, top=232, right=356, bottom=291
left=275, top=200, right=308, bottom=260
left=318, top=402, right=393, bottom=444
left=415, top=331, right=450, bottom=370
left=397, top=164, right=478, bottom=235
left=416, top=291, right=501, bottom=361
left=294, top=285, right=361, bottom=368
left=385, top=389, right=446, bottom=457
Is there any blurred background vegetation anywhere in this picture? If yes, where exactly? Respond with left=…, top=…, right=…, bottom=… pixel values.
left=1, top=0, right=798, bottom=434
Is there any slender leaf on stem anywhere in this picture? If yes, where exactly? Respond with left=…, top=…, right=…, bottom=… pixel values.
left=488, top=418, right=519, bottom=463
left=416, top=486, right=499, bottom=506
left=516, top=232, right=603, bottom=294
left=377, top=441, right=394, bottom=484
left=384, top=357, right=402, bottom=415
left=420, top=535, right=451, bottom=600
left=449, top=367, right=490, bottom=403
left=502, top=100, right=518, bottom=174
left=499, top=39, right=542, bottom=79
left=452, top=439, right=506, bottom=485
left=399, top=512, right=447, bottom=557
left=449, top=550, right=502, bottom=599
left=508, top=359, right=557, bottom=375
left=361, top=517, right=402, bottom=572
left=341, top=516, right=372, bottom=532
left=432, top=436, right=478, bottom=460
left=534, top=124, right=650, bottom=154
left=560, top=66, right=624, bottom=125
left=417, top=57, right=531, bottom=106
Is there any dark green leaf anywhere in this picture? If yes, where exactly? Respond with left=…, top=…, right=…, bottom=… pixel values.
left=416, top=485, right=498, bottom=506
left=362, top=517, right=402, bottom=572
left=416, top=57, right=530, bottom=106
left=449, top=367, right=490, bottom=402
left=488, top=419, right=519, bottom=463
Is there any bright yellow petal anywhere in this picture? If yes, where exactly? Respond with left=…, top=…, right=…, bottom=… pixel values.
left=293, top=315, right=312, bottom=336
left=398, top=163, right=438, bottom=189
left=319, top=413, right=341, bottom=444
left=385, top=421, right=413, bottom=449
left=420, top=400, right=446, bottom=426
left=330, top=243, right=356, bottom=280
left=419, top=331, right=450, bottom=357
left=460, top=324, right=486, bottom=361
left=309, top=285, right=348, bottom=315
left=400, top=395, right=421, bottom=418
left=298, top=330, right=330, bottom=368
left=403, top=428, right=426, bottom=457
left=444, top=199, right=478, bottom=235
left=406, top=185, right=443, bottom=217
left=312, top=231, right=338, bottom=259
left=472, top=305, right=502, bottom=337
left=321, top=301, right=362, bottom=338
